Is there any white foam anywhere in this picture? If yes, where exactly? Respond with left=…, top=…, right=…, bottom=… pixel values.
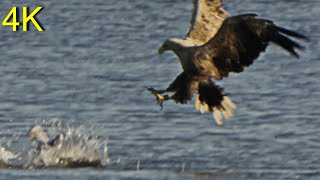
left=26, top=121, right=109, bottom=168
left=0, top=146, right=18, bottom=165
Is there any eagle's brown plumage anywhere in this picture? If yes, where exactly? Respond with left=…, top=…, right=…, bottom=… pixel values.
left=147, top=1, right=308, bottom=125
left=200, top=14, right=307, bottom=79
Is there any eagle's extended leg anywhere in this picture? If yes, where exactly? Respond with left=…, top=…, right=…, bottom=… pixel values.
left=145, top=72, right=196, bottom=109
left=145, top=87, right=170, bottom=109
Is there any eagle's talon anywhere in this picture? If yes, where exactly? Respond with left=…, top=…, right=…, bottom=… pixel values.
left=145, top=87, right=166, bottom=109
left=157, top=96, right=165, bottom=110
left=155, top=93, right=165, bottom=109
left=145, top=87, right=170, bottom=109
left=145, top=87, right=159, bottom=95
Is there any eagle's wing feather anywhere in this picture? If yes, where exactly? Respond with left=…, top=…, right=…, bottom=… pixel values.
left=186, top=0, right=230, bottom=45
left=202, top=14, right=308, bottom=78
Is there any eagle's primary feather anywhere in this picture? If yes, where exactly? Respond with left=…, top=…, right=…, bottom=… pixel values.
left=147, top=1, right=308, bottom=125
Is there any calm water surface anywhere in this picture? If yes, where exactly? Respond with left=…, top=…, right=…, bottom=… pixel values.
left=0, top=0, right=319, bottom=179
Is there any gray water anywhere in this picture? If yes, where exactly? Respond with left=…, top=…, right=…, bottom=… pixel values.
left=0, top=0, right=319, bottom=179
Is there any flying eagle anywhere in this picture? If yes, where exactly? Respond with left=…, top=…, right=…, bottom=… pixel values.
left=146, top=0, right=308, bottom=125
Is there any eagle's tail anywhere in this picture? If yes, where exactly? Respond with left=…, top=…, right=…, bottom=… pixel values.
left=195, top=81, right=237, bottom=126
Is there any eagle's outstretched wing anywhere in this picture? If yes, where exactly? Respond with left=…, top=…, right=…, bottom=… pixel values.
left=200, top=14, right=308, bottom=79
left=186, top=0, right=230, bottom=46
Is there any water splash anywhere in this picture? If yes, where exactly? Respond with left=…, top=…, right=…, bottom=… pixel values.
left=0, top=120, right=109, bottom=169
left=0, top=146, right=18, bottom=168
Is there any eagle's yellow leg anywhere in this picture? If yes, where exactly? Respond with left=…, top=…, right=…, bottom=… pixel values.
left=145, top=87, right=169, bottom=110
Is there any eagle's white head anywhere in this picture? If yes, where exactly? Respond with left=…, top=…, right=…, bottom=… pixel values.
left=158, top=38, right=195, bottom=55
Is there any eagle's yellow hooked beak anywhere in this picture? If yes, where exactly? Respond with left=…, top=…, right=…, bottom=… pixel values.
left=158, top=46, right=165, bottom=55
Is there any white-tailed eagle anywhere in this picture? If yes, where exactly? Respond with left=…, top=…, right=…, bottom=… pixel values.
left=146, top=0, right=308, bottom=125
